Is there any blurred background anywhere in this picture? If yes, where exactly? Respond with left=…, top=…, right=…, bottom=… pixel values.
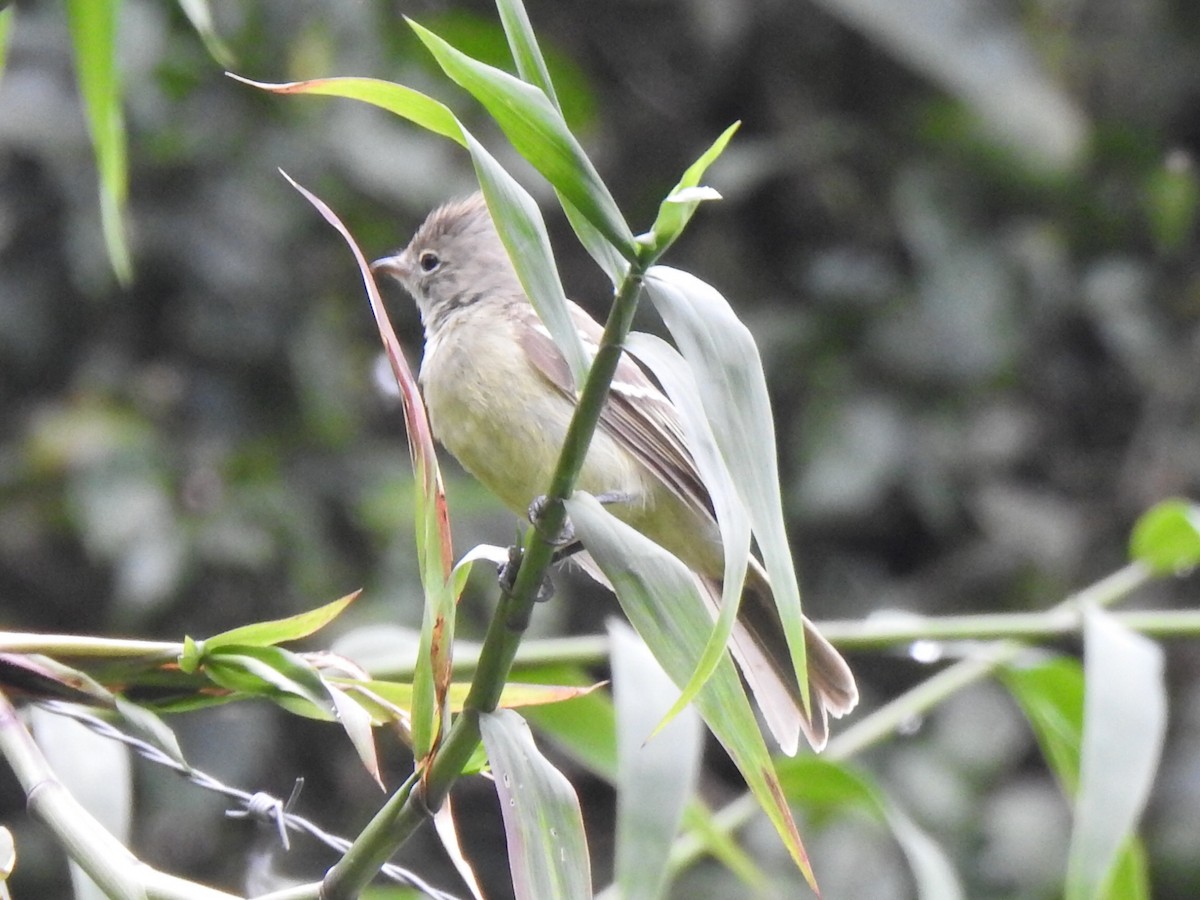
left=2, top=0, right=1200, bottom=897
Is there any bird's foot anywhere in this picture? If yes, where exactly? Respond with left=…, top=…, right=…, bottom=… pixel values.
left=498, top=544, right=556, bottom=603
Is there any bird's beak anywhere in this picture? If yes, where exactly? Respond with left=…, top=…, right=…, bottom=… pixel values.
left=370, top=253, right=411, bottom=283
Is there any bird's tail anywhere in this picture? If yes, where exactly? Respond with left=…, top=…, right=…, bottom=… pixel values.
left=713, top=562, right=858, bottom=754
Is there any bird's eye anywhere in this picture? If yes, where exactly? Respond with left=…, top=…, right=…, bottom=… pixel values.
left=418, top=251, right=441, bottom=273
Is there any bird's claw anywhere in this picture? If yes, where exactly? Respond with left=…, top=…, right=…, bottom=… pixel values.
left=497, top=544, right=556, bottom=603
left=527, top=495, right=576, bottom=546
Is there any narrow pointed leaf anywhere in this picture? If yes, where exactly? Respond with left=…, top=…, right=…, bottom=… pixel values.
left=467, top=138, right=591, bottom=387
left=409, top=19, right=636, bottom=259
left=176, top=0, right=234, bottom=67
left=565, top=493, right=816, bottom=890
left=646, top=122, right=740, bottom=257
left=230, top=74, right=465, bottom=146
left=66, top=0, right=132, bottom=284
left=624, top=332, right=751, bottom=729
left=1066, top=609, right=1166, bottom=900
left=0, top=8, right=13, bottom=83
left=327, top=684, right=383, bottom=789
left=481, top=709, right=592, bottom=900
left=190, top=590, right=359, bottom=653
left=1003, top=657, right=1151, bottom=900
left=496, top=0, right=559, bottom=108
left=436, top=800, right=486, bottom=900
left=610, top=621, right=701, bottom=900
left=279, top=170, right=455, bottom=760
left=644, top=267, right=809, bottom=710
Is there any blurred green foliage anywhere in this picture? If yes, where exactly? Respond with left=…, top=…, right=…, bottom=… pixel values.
left=2, top=0, right=1200, bottom=898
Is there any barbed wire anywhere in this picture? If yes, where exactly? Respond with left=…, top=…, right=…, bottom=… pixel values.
left=38, top=700, right=464, bottom=900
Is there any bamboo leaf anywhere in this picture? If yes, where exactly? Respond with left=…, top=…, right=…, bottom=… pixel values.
left=66, top=0, right=132, bottom=284
left=481, top=709, right=592, bottom=900
left=565, top=493, right=817, bottom=891
left=409, top=18, right=636, bottom=259
left=624, top=332, right=751, bottom=732
left=643, top=267, right=810, bottom=711
left=1065, top=609, right=1166, bottom=900
left=645, top=122, right=740, bottom=257
left=610, top=621, right=701, bottom=900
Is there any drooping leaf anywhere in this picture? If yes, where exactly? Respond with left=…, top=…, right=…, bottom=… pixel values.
left=278, top=170, right=454, bottom=761
left=176, top=0, right=234, bottom=67
left=565, top=493, right=817, bottom=891
left=228, top=74, right=466, bottom=145
left=643, top=267, right=810, bottom=711
left=623, top=332, right=751, bottom=732
left=327, top=684, right=383, bottom=789
left=480, top=709, right=592, bottom=900
left=65, top=0, right=132, bottom=284
left=1065, top=609, right=1165, bottom=900
left=610, top=621, right=702, bottom=900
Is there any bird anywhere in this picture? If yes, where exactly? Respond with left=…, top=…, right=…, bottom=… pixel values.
left=372, top=193, right=857, bottom=753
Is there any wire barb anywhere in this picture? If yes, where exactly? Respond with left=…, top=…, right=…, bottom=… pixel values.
left=37, top=701, right=463, bottom=900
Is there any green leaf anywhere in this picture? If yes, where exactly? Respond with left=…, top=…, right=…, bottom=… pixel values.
left=480, top=709, right=592, bottom=900
left=230, top=74, right=466, bottom=146
left=520, top=665, right=618, bottom=780
left=1065, top=608, right=1166, bottom=900
left=202, top=645, right=336, bottom=718
left=610, top=621, right=701, bottom=900
left=564, top=493, right=817, bottom=891
left=1003, top=655, right=1153, bottom=900
left=176, top=0, right=234, bottom=68
left=1002, top=657, right=1085, bottom=795
left=623, top=332, right=751, bottom=736
left=495, top=0, right=559, bottom=109
left=1129, top=497, right=1200, bottom=574
left=776, top=757, right=963, bottom=899
left=678, top=802, right=767, bottom=890
left=192, top=590, right=359, bottom=653
left=66, top=0, right=132, bottom=285
left=0, top=7, right=13, bottom=85
left=468, top=140, right=592, bottom=388
left=1144, top=155, right=1199, bottom=251
left=643, top=267, right=810, bottom=713
left=645, top=122, right=740, bottom=257
left=409, top=18, right=636, bottom=259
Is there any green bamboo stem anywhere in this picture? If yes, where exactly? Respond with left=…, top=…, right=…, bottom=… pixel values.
left=665, top=562, right=1155, bottom=875
left=320, top=243, right=654, bottom=899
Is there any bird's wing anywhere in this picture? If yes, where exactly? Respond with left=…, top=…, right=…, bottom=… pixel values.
left=516, top=300, right=714, bottom=518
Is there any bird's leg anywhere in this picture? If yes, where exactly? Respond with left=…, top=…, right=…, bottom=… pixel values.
left=528, top=490, right=638, bottom=564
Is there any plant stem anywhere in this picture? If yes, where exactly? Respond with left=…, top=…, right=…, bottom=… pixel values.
left=0, top=690, right=240, bottom=900
left=665, top=561, right=1154, bottom=875
left=321, top=243, right=653, bottom=900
